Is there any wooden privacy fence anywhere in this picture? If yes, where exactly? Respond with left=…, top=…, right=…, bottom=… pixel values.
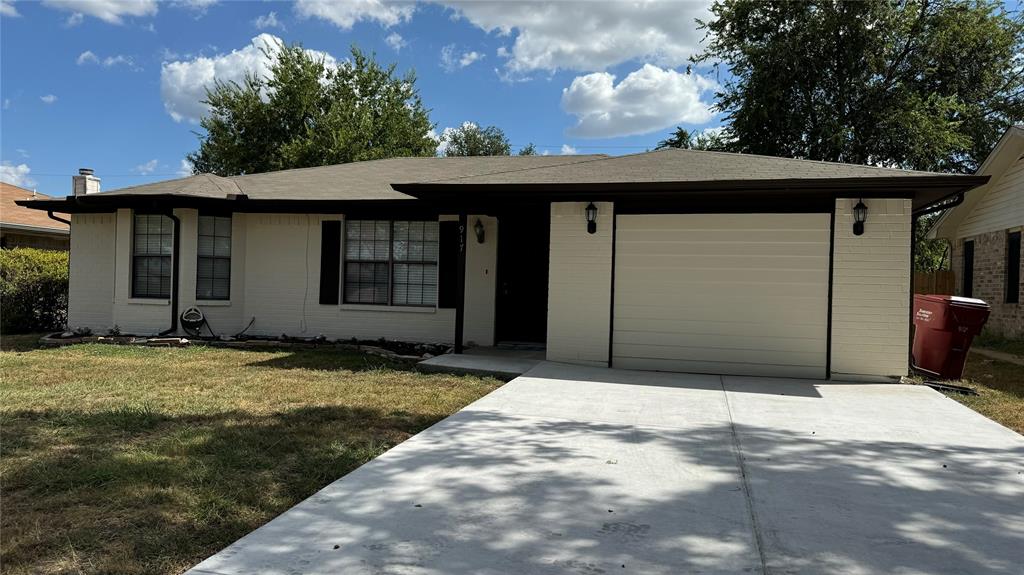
left=914, top=270, right=955, bottom=295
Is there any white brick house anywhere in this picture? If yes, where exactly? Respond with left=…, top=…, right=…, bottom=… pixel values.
left=21, top=149, right=986, bottom=380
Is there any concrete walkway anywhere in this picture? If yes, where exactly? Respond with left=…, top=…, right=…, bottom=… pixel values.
left=188, top=362, right=1024, bottom=575
left=971, top=346, right=1024, bottom=366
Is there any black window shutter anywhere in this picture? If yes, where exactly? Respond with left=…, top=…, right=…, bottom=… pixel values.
left=320, top=221, right=341, bottom=305
left=1007, top=232, right=1021, bottom=304
left=438, top=221, right=459, bottom=308
left=962, top=240, right=974, bottom=298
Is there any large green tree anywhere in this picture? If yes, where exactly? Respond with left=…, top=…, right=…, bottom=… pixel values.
left=188, top=42, right=436, bottom=176
left=696, top=0, right=1023, bottom=173
left=655, top=126, right=730, bottom=150
left=442, top=123, right=512, bottom=156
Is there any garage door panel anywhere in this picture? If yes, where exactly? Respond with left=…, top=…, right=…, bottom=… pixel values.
left=617, top=228, right=828, bottom=245
left=615, top=317, right=824, bottom=339
left=614, top=342, right=825, bottom=366
left=613, top=357, right=825, bottom=379
left=618, top=242, right=830, bottom=257
left=613, top=213, right=829, bottom=378
left=614, top=330, right=826, bottom=354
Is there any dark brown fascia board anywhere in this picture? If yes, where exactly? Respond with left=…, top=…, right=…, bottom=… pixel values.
left=391, top=175, right=989, bottom=196
left=18, top=174, right=988, bottom=214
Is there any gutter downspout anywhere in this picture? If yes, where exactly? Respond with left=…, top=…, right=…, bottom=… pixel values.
left=47, top=211, right=71, bottom=226
left=908, top=192, right=965, bottom=369
left=158, top=211, right=181, bottom=336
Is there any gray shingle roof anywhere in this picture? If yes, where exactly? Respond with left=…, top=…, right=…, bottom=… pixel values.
left=412, top=148, right=954, bottom=186
left=93, top=155, right=607, bottom=201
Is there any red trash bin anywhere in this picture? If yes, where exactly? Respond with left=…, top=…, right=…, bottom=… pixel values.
left=912, top=294, right=990, bottom=380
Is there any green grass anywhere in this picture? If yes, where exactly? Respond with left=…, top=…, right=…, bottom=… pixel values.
left=0, top=341, right=501, bottom=574
left=972, top=333, right=1024, bottom=358
left=941, top=353, right=1024, bottom=434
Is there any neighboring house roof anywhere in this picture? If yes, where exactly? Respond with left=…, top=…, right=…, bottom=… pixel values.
left=17, top=149, right=987, bottom=214
left=0, top=182, right=70, bottom=235
left=930, top=126, right=1024, bottom=239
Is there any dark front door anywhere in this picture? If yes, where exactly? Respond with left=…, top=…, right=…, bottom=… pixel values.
left=495, top=207, right=550, bottom=344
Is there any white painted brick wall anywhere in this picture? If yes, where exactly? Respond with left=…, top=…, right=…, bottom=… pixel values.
left=546, top=201, right=614, bottom=367
left=831, top=198, right=912, bottom=379
left=67, top=213, right=116, bottom=332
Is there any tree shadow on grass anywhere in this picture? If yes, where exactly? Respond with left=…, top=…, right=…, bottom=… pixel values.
left=0, top=404, right=442, bottom=575
left=243, top=348, right=415, bottom=373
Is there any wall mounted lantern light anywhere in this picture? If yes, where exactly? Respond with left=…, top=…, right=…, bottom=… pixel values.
left=585, top=202, right=598, bottom=234
left=852, top=199, right=868, bottom=236
left=473, top=218, right=485, bottom=244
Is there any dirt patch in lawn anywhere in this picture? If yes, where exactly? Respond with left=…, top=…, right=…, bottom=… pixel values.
left=0, top=343, right=501, bottom=575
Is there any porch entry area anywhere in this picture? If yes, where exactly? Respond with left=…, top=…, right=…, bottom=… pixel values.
left=494, top=207, right=550, bottom=347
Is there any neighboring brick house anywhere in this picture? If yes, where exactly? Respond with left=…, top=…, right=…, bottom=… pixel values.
left=932, top=126, right=1024, bottom=338
left=1, top=182, right=70, bottom=250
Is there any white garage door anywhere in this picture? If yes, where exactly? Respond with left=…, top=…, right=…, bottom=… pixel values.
left=613, top=213, right=830, bottom=378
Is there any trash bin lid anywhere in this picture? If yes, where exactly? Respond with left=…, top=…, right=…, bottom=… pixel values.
left=914, top=294, right=989, bottom=308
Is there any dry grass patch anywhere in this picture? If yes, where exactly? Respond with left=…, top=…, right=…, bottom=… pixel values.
left=0, top=342, right=501, bottom=574
left=939, top=354, right=1024, bottom=434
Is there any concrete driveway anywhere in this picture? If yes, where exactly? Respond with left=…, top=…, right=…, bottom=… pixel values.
left=189, top=362, right=1024, bottom=575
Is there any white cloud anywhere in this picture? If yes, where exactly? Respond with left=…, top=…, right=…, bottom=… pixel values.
left=2, top=98, right=10, bottom=109
left=0, top=162, right=35, bottom=188
left=77, top=50, right=138, bottom=69
left=176, top=159, right=194, bottom=177
left=294, top=0, right=413, bottom=30
left=39, top=94, right=58, bottom=104
left=1, top=1, right=20, bottom=17
left=16, top=148, right=29, bottom=158
left=385, top=31, right=406, bottom=52
left=561, top=64, right=715, bottom=139
left=77, top=50, right=99, bottom=65
left=42, top=0, right=158, bottom=25
left=160, top=33, right=338, bottom=123
left=431, top=122, right=478, bottom=155
left=440, top=44, right=484, bottom=72
left=560, top=144, right=577, bottom=155
left=441, top=1, right=711, bottom=78
left=253, top=11, right=282, bottom=30
left=134, top=159, right=158, bottom=175
left=172, top=0, right=217, bottom=13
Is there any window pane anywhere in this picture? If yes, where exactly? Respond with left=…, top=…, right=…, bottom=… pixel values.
left=198, top=236, right=214, bottom=257
left=214, top=237, right=231, bottom=257
left=198, top=216, right=215, bottom=236
left=214, top=216, right=231, bottom=237
left=133, top=215, right=173, bottom=298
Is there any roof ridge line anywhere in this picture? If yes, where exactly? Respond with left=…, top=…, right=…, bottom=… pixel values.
left=664, top=147, right=942, bottom=175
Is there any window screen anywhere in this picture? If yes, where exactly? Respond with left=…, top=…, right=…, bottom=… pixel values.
left=1007, top=231, right=1021, bottom=304
left=343, top=220, right=439, bottom=306
left=132, top=213, right=173, bottom=299
left=344, top=220, right=391, bottom=304
left=197, top=214, right=231, bottom=300
left=392, top=221, right=439, bottom=306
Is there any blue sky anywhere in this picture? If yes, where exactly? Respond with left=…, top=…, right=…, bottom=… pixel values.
left=1, top=1, right=723, bottom=195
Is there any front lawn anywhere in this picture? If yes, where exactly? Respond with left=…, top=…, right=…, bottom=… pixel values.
left=0, top=342, right=501, bottom=574
left=941, top=353, right=1024, bottom=434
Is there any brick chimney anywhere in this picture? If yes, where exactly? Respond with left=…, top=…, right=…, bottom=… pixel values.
left=72, top=168, right=101, bottom=196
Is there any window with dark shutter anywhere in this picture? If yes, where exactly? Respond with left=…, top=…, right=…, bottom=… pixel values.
left=319, top=221, right=341, bottom=305
left=197, top=214, right=231, bottom=300
left=343, top=220, right=439, bottom=307
left=962, top=240, right=974, bottom=298
left=132, top=213, right=173, bottom=299
left=1007, top=231, right=1021, bottom=304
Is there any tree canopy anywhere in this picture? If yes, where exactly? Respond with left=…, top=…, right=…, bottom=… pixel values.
left=696, top=0, right=1024, bottom=173
left=188, top=41, right=436, bottom=176
left=441, top=123, right=512, bottom=156
left=655, top=126, right=730, bottom=150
